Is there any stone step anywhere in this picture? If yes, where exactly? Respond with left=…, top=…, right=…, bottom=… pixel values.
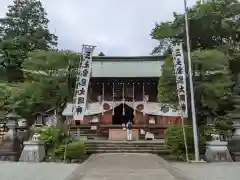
left=85, top=141, right=164, bottom=143
left=86, top=149, right=169, bottom=153
left=0, top=151, right=18, bottom=156
left=85, top=144, right=165, bottom=147
left=83, top=140, right=168, bottom=154
left=85, top=144, right=165, bottom=148
left=84, top=142, right=165, bottom=145
left=86, top=146, right=165, bottom=150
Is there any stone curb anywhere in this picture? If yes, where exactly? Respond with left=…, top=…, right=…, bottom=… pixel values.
left=64, top=154, right=99, bottom=180
left=157, top=156, right=194, bottom=180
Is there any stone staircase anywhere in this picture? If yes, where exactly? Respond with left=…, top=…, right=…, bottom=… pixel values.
left=84, top=140, right=169, bottom=154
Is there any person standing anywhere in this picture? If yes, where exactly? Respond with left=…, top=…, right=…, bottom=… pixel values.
left=126, top=120, right=132, bottom=141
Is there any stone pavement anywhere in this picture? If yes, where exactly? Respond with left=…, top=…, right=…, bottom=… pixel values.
left=67, top=153, right=179, bottom=180
left=2, top=153, right=240, bottom=180
left=172, top=162, right=240, bottom=180
left=0, top=161, right=78, bottom=180
left=0, top=153, right=179, bottom=180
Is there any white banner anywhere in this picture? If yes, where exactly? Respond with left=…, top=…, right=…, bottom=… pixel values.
left=73, top=45, right=95, bottom=121
left=172, top=43, right=188, bottom=118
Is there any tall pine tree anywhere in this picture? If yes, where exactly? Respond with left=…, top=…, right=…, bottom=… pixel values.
left=0, top=0, right=57, bottom=81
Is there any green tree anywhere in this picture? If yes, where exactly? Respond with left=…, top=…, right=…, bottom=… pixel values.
left=153, top=0, right=238, bottom=124
left=158, top=49, right=232, bottom=124
left=0, top=81, right=42, bottom=119
left=0, top=50, right=80, bottom=120
left=22, top=50, right=80, bottom=118
left=151, top=0, right=240, bottom=52
left=0, top=0, right=57, bottom=81
left=157, top=55, right=178, bottom=105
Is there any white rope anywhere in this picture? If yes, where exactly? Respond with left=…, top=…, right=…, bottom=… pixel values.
left=122, top=82, right=125, bottom=115
left=133, top=82, right=136, bottom=115
left=142, top=83, right=145, bottom=115
left=102, top=83, right=104, bottom=115
left=112, top=82, right=115, bottom=115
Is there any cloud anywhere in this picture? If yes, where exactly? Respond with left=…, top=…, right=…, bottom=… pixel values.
left=0, top=0, right=197, bottom=55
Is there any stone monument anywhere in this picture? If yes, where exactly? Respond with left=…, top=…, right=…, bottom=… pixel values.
left=19, top=133, right=45, bottom=162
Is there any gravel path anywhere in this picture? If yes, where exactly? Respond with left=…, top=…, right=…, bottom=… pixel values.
left=0, top=161, right=79, bottom=180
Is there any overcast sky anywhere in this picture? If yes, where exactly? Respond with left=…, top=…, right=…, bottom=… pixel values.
left=0, top=0, right=197, bottom=56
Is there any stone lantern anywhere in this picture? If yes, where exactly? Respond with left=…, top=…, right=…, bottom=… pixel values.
left=5, top=111, right=21, bottom=140
left=18, top=118, right=28, bottom=128
left=31, top=112, right=45, bottom=136
left=227, top=81, right=240, bottom=161
left=228, top=96, right=240, bottom=138
left=1, top=111, right=23, bottom=161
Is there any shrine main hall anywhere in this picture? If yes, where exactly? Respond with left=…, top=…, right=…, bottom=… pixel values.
left=62, top=55, right=182, bottom=139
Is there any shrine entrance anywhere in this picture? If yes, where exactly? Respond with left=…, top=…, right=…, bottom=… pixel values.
left=112, top=103, right=134, bottom=125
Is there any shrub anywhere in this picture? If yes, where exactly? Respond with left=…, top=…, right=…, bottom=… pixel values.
left=39, top=126, right=67, bottom=149
left=164, top=125, right=193, bottom=157
left=198, top=125, right=216, bottom=141
left=55, top=140, right=86, bottom=160
left=164, top=125, right=207, bottom=161
left=66, top=141, right=86, bottom=160
left=39, top=126, right=68, bottom=158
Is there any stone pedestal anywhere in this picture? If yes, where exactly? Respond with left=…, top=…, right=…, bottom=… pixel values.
left=205, top=140, right=232, bottom=162
left=19, top=140, right=45, bottom=162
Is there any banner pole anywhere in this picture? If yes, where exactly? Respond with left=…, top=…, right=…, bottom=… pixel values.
left=184, top=0, right=200, bottom=161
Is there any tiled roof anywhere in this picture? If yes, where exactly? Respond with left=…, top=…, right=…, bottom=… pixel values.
left=22, top=56, right=165, bottom=78
left=92, top=60, right=164, bottom=77
left=91, top=55, right=165, bottom=77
